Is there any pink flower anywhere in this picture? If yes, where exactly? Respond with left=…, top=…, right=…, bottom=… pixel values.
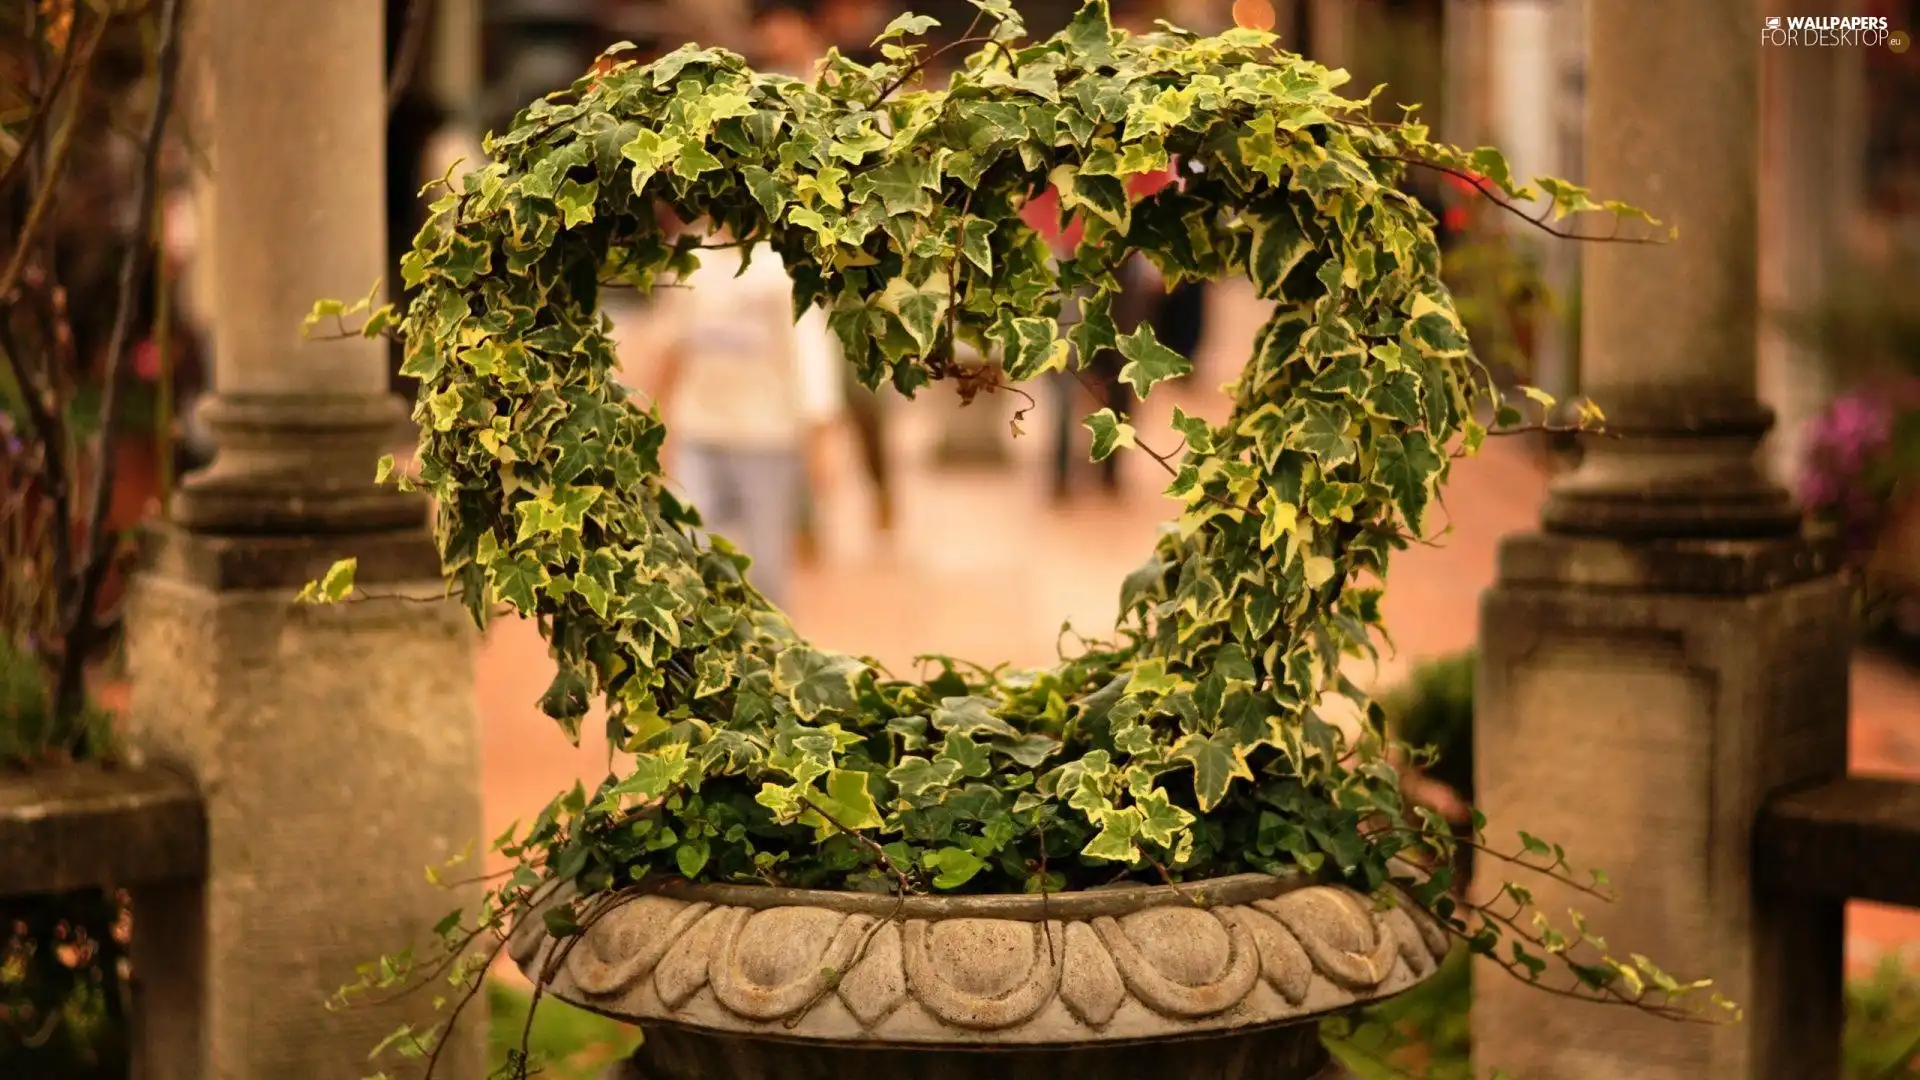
left=132, top=338, right=162, bottom=382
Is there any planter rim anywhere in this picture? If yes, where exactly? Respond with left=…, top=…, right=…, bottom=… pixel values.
left=511, top=872, right=1452, bottom=1049
left=0, top=760, right=205, bottom=896
left=646, top=870, right=1314, bottom=920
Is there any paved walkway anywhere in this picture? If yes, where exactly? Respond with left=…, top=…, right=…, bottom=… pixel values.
left=479, top=279, right=1920, bottom=975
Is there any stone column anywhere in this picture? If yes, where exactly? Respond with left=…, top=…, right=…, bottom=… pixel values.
left=423, top=0, right=487, bottom=190
left=1485, top=0, right=1574, bottom=405
left=124, top=2, right=485, bottom=1078
left=1536, top=0, right=1587, bottom=405
left=1757, top=40, right=1847, bottom=494
left=1441, top=0, right=1490, bottom=148
left=1472, top=2, right=1850, bottom=1079
left=1305, top=0, right=1349, bottom=71
left=1539, top=0, right=1795, bottom=537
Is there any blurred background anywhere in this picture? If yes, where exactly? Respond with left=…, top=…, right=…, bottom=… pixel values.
left=4, top=0, right=1919, bottom=1075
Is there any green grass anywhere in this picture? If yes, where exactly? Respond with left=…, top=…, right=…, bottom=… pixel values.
left=486, top=979, right=640, bottom=1079
left=1325, top=947, right=1920, bottom=1080
left=484, top=956, right=1919, bottom=1079
left=1846, top=955, right=1920, bottom=1079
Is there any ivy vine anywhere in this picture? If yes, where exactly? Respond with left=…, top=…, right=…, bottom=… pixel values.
left=307, top=3, right=1730, bottom=1074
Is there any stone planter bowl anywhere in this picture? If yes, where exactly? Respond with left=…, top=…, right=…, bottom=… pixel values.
left=510, top=872, right=1453, bottom=1080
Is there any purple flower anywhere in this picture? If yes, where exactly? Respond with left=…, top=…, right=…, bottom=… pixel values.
left=1800, top=379, right=1920, bottom=558
left=1800, top=469, right=1839, bottom=510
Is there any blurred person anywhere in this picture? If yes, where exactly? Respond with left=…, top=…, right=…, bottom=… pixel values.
left=1025, top=167, right=1178, bottom=502
left=648, top=227, right=843, bottom=611
left=756, top=5, right=824, bottom=77
left=754, top=5, right=899, bottom=536
left=1153, top=277, right=1210, bottom=387
left=818, top=0, right=889, bottom=63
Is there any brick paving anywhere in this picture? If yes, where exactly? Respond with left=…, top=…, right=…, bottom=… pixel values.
left=475, top=279, right=1920, bottom=975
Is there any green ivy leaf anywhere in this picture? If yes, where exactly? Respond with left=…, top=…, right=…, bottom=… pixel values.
left=931, top=696, right=1020, bottom=739
left=774, top=649, right=869, bottom=720
left=741, top=165, right=786, bottom=219
left=960, top=218, right=995, bottom=275
left=1374, top=431, right=1441, bottom=533
left=1115, top=323, right=1193, bottom=397
left=675, top=836, right=711, bottom=879
left=860, top=155, right=942, bottom=217
left=990, top=733, right=1060, bottom=768
left=619, top=127, right=680, bottom=192
left=486, top=551, right=549, bottom=612
left=1172, top=731, right=1255, bottom=812
left=1084, top=408, right=1136, bottom=461
left=816, top=768, right=884, bottom=832
left=1290, top=402, right=1359, bottom=466
left=555, top=178, right=599, bottom=228
left=889, top=755, right=962, bottom=799
left=923, top=846, right=988, bottom=889
left=296, top=558, right=358, bottom=604
left=1065, top=0, right=1115, bottom=63
left=1248, top=206, right=1312, bottom=298
left=992, top=313, right=1067, bottom=380
left=876, top=12, right=940, bottom=41
left=877, top=275, right=950, bottom=354
left=610, top=745, right=693, bottom=800
left=1134, top=787, right=1194, bottom=847
left=936, top=732, right=993, bottom=780
left=1080, top=809, right=1141, bottom=862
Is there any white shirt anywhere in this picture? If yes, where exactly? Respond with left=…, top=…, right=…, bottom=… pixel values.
left=654, top=244, right=843, bottom=450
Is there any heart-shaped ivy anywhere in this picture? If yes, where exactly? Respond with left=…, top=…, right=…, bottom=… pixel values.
left=378, top=0, right=1622, bottom=892
left=314, top=6, right=1727, bottom=1066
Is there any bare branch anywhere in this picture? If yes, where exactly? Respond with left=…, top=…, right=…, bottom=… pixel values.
left=0, top=3, right=99, bottom=197
left=0, top=13, right=110, bottom=305
left=55, top=0, right=187, bottom=726
left=0, top=315, right=71, bottom=603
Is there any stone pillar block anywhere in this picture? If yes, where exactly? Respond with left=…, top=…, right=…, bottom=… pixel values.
left=1474, top=536, right=1849, bottom=1079
left=122, top=0, right=489, bottom=1075
left=124, top=531, right=484, bottom=1079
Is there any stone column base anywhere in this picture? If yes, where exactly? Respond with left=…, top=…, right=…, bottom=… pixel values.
left=1472, top=531, right=1849, bottom=1080
left=124, top=525, right=485, bottom=1079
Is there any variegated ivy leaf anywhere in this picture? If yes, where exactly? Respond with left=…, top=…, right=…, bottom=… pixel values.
left=930, top=695, right=1019, bottom=739
left=1084, top=408, right=1136, bottom=461
left=1115, top=324, right=1192, bottom=397
left=773, top=648, right=868, bottom=720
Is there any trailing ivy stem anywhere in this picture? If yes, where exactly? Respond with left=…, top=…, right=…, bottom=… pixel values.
left=1382, top=153, right=1664, bottom=246
left=798, top=794, right=917, bottom=895
left=873, top=35, right=995, bottom=103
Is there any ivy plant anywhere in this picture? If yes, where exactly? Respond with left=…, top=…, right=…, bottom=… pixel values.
left=306, top=3, right=1725, bottom=1074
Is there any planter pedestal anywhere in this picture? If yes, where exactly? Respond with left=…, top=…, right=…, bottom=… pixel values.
left=598, top=1023, right=1338, bottom=1080
left=514, top=874, right=1448, bottom=1080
